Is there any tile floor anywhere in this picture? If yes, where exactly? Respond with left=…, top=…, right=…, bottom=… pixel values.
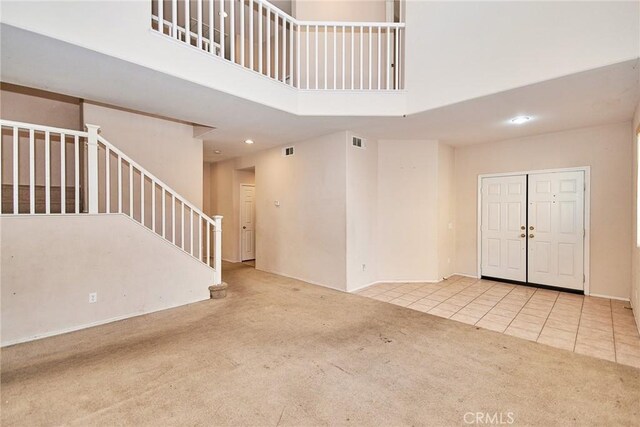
left=356, top=275, right=640, bottom=368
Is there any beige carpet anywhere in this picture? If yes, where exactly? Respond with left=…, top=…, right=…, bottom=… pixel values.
left=1, top=262, right=639, bottom=426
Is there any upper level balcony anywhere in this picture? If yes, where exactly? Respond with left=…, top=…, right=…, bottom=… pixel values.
left=150, top=0, right=405, bottom=92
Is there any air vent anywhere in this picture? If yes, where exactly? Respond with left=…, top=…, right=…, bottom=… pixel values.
left=283, top=146, right=294, bottom=156
left=352, top=136, right=365, bottom=149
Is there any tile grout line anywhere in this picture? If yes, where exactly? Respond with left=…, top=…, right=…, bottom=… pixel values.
left=472, top=284, right=524, bottom=327
left=497, top=288, right=539, bottom=332
left=573, top=296, right=586, bottom=352
left=609, top=299, right=618, bottom=364
left=533, top=292, right=560, bottom=342
left=426, top=279, right=483, bottom=314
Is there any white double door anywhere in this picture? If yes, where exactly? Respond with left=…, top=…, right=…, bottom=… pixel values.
left=480, top=171, right=585, bottom=291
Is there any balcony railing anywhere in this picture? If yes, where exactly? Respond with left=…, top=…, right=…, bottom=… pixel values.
left=151, top=0, right=405, bottom=90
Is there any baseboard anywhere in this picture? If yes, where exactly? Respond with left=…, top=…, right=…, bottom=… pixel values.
left=1, top=295, right=209, bottom=348
left=588, top=293, right=631, bottom=302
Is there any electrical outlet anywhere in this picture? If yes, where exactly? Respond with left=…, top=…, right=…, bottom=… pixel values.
left=89, top=292, right=98, bottom=303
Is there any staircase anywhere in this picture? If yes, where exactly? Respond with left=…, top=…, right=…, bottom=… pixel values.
left=0, top=119, right=222, bottom=285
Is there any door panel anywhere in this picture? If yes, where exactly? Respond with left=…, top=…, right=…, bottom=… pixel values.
left=240, top=185, right=256, bottom=261
left=481, top=175, right=527, bottom=282
left=528, top=171, right=584, bottom=290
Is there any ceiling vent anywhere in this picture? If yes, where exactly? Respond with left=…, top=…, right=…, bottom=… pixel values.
left=283, top=146, right=294, bottom=157
left=352, top=136, right=365, bottom=149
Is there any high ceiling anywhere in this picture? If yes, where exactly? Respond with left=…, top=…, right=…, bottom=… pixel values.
left=1, top=24, right=638, bottom=162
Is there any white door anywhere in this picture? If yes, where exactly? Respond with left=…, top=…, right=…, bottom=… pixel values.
left=528, top=171, right=584, bottom=290
left=480, top=175, right=527, bottom=282
left=240, top=184, right=255, bottom=261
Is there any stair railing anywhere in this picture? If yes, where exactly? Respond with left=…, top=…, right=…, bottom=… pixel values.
left=151, top=0, right=405, bottom=91
left=0, top=119, right=222, bottom=285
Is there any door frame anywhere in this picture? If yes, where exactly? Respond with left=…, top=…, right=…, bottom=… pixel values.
left=239, top=183, right=256, bottom=262
left=477, top=166, right=591, bottom=295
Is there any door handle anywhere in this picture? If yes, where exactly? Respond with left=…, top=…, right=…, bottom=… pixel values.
left=529, top=226, right=535, bottom=230
left=243, top=226, right=246, bottom=229
left=520, top=226, right=525, bottom=230
left=529, top=234, right=535, bottom=238
left=520, top=234, right=526, bottom=238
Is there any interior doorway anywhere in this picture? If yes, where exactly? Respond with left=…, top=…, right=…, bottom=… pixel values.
left=240, top=183, right=256, bottom=262
left=478, top=167, right=590, bottom=294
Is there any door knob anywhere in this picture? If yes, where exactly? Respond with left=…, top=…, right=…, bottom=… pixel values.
left=243, top=226, right=246, bottom=229
left=529, top=234, right=535, bottom=238
left=520, top=226, right=525, bottom=230
left=529, top=226, right=534, bottom=230
left=520, top=234, right=526, bottom=238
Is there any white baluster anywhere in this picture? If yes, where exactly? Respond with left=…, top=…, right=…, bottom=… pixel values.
left=230, top=0, right=235, bottom=62
left=258, top=1, right=262, bottom=73
left=342, top=26, right=346, bottom=89
left=74, top=135, right=80, bottom=213
left=172, top=195, right=176, bottom=244
left=395, top=27, right=399, bottom=90
left=360, top=25, right=363, bottom=90
left=12, top=127, right=18, bottom=214
left=386, top=26, right=391, bottom=90
left=207, top=221, right=211, bottom=266
left=377, top=26, right=381, bottom=90
left=241, top=0, right=245, bottom=66
left=324, top=25, right=327, bottom=89
left=129, top=162, right=133, bottom=217
left=289, top=20, right=293, bottom=86
left=45, top=131, right=51, bottom=214
left=162, top=188, right=166, bottom=238
left=199, top=215, right=203, bottom=260
left=368, top=26, right=372, bottom=90
left=151, top=181, right=156, bottom=232
left=209, top=0, right=214, bottom=53
left=181, top=202, right=185, bottom=250
left=172, top=0, right=177, bottom=38
left=315, top=24, right=318, bottom=89
left=190, top=208, right=194, bottom=255
left=197, top=0, right=202, bottom=49
left=61, top=134, right=66, bottom=214
left=29, top=129, right=34, bottom=214
left=104, top=144, right=109, bottom=214
left=219, top=0, right=225, bottom=58
left=333, top=25, right=337, bottom=89
left=266, top=9, right=270, bottom=77
left=184, top=0, right=190, bottom=43
left=306, top=25, right=309, bottom=89
left=351, top=26, right=355, bottom=89
left=274, top=14, right=279, bottom=80
left=117, top=154, right=122, bottom=213
left=158, top=0, right=163, bottom=33
left=296, top=23, right=301, bottom=88
left=140, top=171, right=145, bottom=225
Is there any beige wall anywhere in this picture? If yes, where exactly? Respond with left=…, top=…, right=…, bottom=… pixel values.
left=208, top=132, right=348, bottom=290
left=0, top=215, right=213, bottom=346
left=293, top=0, right=386, bottom=21
left=1, top=85, right=81, bottom=187
left=631, top=103, right=640, bottom=330
left=377, top=139, right=440, bottom=282
left=454, top=122, right=633, bottom=299
left=82, top=102, right=204, bottom=209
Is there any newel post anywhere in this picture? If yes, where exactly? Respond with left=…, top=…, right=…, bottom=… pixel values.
left=86, top=124, right=100, bottom=214
left=213, top=215, right=223, bottom=285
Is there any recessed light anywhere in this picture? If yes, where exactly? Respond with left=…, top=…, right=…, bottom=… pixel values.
left=510, top=116, right=532, bottom=125
left=214, top=150, right=222, bottom=155
left=244, top=139, right=254, bottom=145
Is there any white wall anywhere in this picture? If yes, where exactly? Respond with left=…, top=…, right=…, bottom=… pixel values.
left=0, top=214, right=213, bottom=346
left=377, top=139, right=440, bottom=282
left=454, top=122, right=633, bottom=299
left=404, top=1, right=640, bottom=113
left=631, top=102, right=640, bottom=330
left=346, top=132, right=378, bottom=291
left=82, top=103, right=204, bottom=208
